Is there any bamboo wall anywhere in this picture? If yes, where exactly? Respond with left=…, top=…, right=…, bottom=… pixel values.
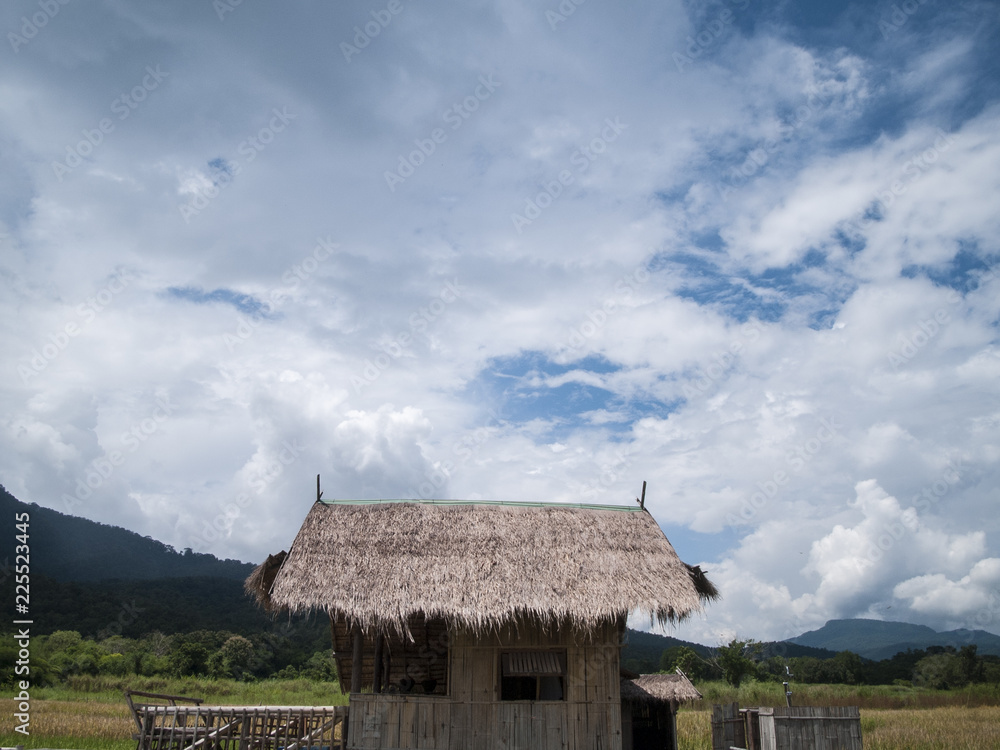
left=710, top=703, right=862, bottom=750
left=347, top=619, right=624, bottom=750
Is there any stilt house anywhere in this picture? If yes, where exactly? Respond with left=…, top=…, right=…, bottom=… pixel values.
left=247, top=498, right=717, bottom=750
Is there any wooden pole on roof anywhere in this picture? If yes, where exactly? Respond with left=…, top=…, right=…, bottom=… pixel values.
left=317, top=474, right=323, bottom=503
left=640, top=480, right=647, bottom=510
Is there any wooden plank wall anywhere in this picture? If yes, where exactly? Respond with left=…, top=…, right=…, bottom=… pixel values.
left=349, top=694, right=451, bottom=750
left=710, top=703, right=746, bottom=750
left=449, top=619, right=622, bottom=750
left=758, top=706, right=862, bottom=750
left=347, top=619, right=623, bottom=750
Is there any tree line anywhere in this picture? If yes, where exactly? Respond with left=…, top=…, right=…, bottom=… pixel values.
left=659, top=638, right=1000, bottom=689
left=0, top=627, right=337, bottom=687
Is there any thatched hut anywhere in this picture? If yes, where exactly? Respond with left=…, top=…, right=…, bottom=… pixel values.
left=621, top=672, right=702, bottom=750
left=248, top=498, right=716, bottom=750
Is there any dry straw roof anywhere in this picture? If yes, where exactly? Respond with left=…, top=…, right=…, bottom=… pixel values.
left=621, top=673, right=703, bottom=705
left=248, top=499, right=717, bottom=634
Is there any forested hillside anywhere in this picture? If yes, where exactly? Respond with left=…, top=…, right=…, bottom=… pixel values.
left=1, top=485, right=252, bottom=581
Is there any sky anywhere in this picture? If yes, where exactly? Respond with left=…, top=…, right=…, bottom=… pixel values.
left=2, top=0, right=999, bottom=646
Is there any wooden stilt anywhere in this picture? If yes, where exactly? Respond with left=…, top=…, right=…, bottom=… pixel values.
left=373, top=633, right=384, bottom=693
left=351, top=629, right=363, bottom=694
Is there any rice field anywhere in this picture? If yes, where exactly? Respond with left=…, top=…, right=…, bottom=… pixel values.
left=675, top=706, right=1000, bottom=750
left=3, top=677, right=1000, bottom=749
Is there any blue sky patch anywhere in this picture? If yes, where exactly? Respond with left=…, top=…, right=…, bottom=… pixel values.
left=467, top=351, right=677, bottom=438
left=166, top=286, right=273, bottom=317
left=902, top=243, right=998, bottom=294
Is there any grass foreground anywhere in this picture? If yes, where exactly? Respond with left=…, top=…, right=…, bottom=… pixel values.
left=3, top=677, right=1000, bottom=749
left=2, top=676, right=346, bottom=750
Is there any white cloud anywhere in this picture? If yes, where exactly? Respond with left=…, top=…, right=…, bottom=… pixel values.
left=1, top=0, right=998, bottom=642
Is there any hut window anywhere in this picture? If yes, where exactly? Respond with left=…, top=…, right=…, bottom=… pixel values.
left=500, top=650, right=566, bottom=701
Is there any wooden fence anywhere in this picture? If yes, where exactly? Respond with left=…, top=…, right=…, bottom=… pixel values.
left=126, top=692, right=349, bottom=750
left=711, top=703, right=862, bottom=750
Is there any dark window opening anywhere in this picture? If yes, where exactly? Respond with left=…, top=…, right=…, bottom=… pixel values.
left=500, top=650, right=566, bottom=701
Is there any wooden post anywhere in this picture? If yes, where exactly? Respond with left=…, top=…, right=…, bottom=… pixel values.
left=316, top=474, right=323, bottom=503
left=351, top=630, right=363, bottom=694
left=373, top=633, right=384, bottom=693
left=640, top=481, right=647, bottom=510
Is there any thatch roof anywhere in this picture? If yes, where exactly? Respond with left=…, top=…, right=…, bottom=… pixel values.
left=621, top=672, right=702, bottom=705
left=247, top=500, right=717, bottom=635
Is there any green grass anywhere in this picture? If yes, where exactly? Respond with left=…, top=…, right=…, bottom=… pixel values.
left=13, top=674, right=348, bottom=706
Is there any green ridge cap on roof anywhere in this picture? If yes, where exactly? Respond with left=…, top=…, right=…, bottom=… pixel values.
left=317, top=498, right=645, bottom=512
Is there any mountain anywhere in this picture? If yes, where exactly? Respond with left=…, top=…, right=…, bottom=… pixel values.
left=620, top=629, right=837, bottom=673
left=788, top=619, right=1000, bottom=659
left=0, top=484, right=313, bottom=639
left=1, top=484, right=253, bottom=581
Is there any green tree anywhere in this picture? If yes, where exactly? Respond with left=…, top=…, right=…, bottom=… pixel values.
left=299, top=650, right=338, bottom=681
left=714, top=638, right=762, bottom=688
left=958, top=645, right=982, bottom=683
left=913, top=652, right=967, bottom=689
left=209, top=635, right=255, bottom=680
left=660, top=646, right=704, bottom=679
left=828, top=651, right=865, bottom=685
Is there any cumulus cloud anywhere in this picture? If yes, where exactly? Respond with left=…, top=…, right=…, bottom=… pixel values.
left=1, top=0, right=999, bottom=641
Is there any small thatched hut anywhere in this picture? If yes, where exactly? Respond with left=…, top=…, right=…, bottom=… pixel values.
left=621, top=672, right=702, bottom=750
left=248, top=498, right=716, bottom=750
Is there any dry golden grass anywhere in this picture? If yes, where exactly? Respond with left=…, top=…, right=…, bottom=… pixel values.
left=677, top=706, right=1000, bottom=750
left=5, top=696, right=1000, bottom=749
left=862, top=706, right=1000, bottom=749
left=1, top=698, right=134, bottom=749
left=677, top=709, right=712, bottom=750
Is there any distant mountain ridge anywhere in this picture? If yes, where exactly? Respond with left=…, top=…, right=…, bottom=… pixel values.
left=0, top=485, right=302, bottom=639
left=1, top=484, right=253, bottom=581
left=789, top=618, right=1000, bottom=660
left=620, top=627, right=837, bottom=674
left=7, top=484, right=1000, bottom=663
